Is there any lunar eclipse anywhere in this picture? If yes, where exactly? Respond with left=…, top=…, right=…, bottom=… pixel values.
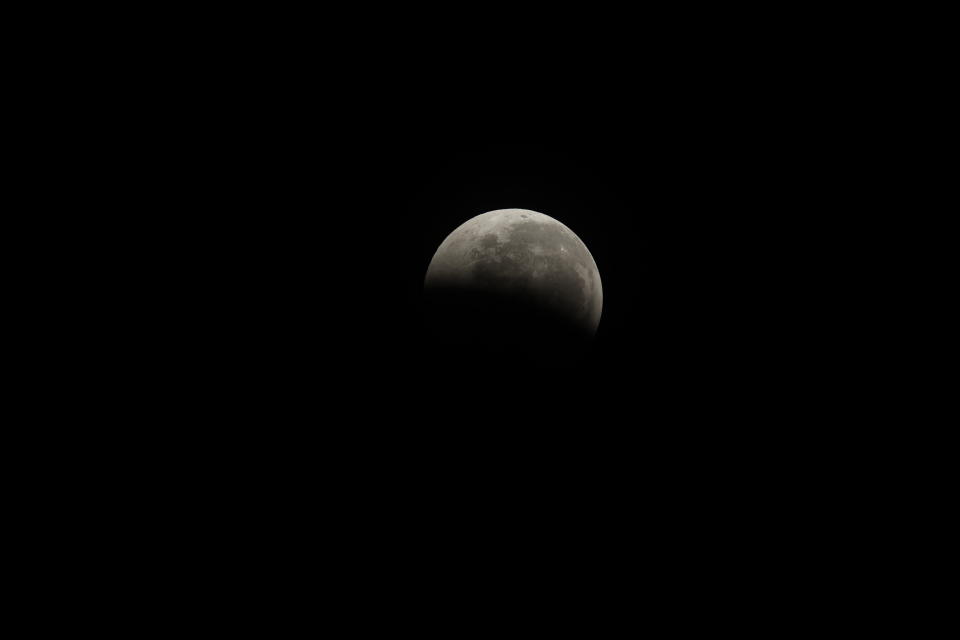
left=423, top=208, right=602, bottom=361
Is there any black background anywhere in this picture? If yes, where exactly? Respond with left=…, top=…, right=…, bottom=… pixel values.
left=192, top=55, right=824, bottom=451
left=164, top=9, right=863, bottom=430
left=209, top=80, right=821, bottom=426
left=152, top=18, right=875, bottom=620
left=195, top=84, right=826, bottom=526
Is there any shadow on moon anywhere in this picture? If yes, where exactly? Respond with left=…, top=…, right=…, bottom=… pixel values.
left=421, top=285, right=595, bottom=369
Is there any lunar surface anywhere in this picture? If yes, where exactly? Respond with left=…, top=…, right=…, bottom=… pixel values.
left=424, top=209, right=602, bottom=345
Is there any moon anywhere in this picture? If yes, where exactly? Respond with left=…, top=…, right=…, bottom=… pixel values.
left=424, top=209, right=602, bottom=348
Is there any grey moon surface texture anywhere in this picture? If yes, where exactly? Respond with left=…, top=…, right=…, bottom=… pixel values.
left=424, top=209, right=603, bottom=336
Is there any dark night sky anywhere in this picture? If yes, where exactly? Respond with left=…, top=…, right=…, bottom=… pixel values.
left=199, top=66, right=831, bottom=430
left=183, top=97, right=845, bottom=607
left=176, top=13, right=846, bottom=427
left=140, top=14, right=885, bottom=622
left=205, top=99, right=828, bottom=468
